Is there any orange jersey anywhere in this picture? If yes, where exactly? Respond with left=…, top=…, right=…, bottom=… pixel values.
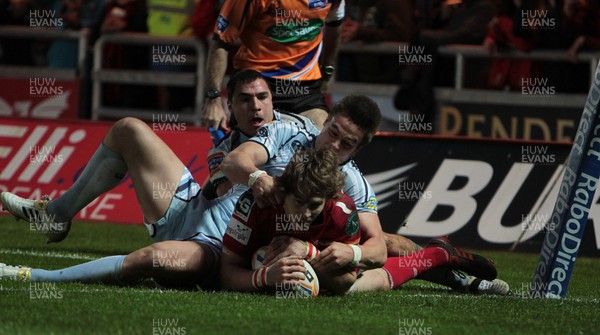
left=214, top=0, right=344, bottom=80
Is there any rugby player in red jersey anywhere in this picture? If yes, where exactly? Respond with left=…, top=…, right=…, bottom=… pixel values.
left=221, top=147, right=361, bottom=294
left=220, top=146, right=497, bottom=295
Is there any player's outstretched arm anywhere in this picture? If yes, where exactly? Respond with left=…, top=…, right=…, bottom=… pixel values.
left=221, top=142, right=283, bottom=206
left=311, top=212, right=387, bottom=273
left=221, top=141, right=268, bottom=186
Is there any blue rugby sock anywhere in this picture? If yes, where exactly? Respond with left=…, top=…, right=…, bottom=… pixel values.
left=47, top=142, right=127, bottom=222
left=30, top=255, right=126, bottom=284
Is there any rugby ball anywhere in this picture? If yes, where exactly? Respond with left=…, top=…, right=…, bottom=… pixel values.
left=252, top=246, right=268, bottom=270
left=295, top=260, right=319, bottom=298
left=251, top=246, right=319, bottom=297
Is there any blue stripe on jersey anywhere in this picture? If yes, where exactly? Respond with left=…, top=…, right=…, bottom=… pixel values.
left=261, top=44, right=320, bottom=78
left=174, top=169, right=201, bottom=201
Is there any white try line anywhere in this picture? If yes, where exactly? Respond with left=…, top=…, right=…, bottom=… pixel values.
left=1, top=286, right=598, bottom=303
left=0, top=249, right=98, bottom=261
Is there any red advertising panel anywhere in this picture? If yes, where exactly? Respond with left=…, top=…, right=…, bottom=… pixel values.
left=0, top=78, right=79, bottom=119
left=0, top=117, right=211, bottom=224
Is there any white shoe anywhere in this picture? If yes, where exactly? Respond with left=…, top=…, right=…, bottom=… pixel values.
left=469, top=277, right=510, bottom=295
left=0, top=263, right=31, bottom=281
left=0, top=192, right=71, bottom=243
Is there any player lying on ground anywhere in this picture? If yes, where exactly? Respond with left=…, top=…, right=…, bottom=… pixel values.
left=220, top=147, right=497, bottom=295
left=221, top=94, right=508, bottom=295
left=0, top=70, right=302, bottom=288
left=220, top=147, right=361, bottom=294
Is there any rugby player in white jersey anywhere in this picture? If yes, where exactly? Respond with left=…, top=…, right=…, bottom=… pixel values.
left=0, top=70, right=293, bottom=288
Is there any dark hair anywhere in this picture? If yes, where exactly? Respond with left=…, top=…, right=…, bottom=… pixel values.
left=226, top=69, right=268, bottom=99
left=275, top=147, right=345, bottom=201
left=330, top=95, right=381, bottom=146
left=225, top=69, right=270, bottom=128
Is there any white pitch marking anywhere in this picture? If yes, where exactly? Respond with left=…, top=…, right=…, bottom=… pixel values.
left=0, top=249, right=97, bottom=261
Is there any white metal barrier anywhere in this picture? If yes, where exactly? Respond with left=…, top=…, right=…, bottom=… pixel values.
left=334, top=42, right=600, bottom=127
left=91, top=32, right=206, bottom=124
left=337, top=41, right=600, bottom=91
left=437, top=44, right=600, bottom=90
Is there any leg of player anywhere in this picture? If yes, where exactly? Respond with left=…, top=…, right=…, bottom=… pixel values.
left=121, top=240, right=217, bottom=289
left=384, top=233, right=471, bottom=291
left=0, top=256, right=127, bottom=283
left=386, top=233, right=510, bottom=295
left=101, top=117, right=185, bottom=223
left=349, top=241, right=503, bottom=294
left=0, top=241, right=216, bottom=289
left=299, top=108, right=328, bottom=129
left=384, top=232, right=422, bottom=255
left=417, top=236, right=509, bottom=295
left=348, top=246, right=450, bottom=293
left=0, top=117, right=185, bottom=242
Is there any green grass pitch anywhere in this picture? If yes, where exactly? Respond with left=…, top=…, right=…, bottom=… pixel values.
left=0, top=216, right=598, bottom=335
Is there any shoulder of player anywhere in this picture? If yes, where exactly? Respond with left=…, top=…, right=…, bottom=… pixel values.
left=255, top=115, right=311, bottom=138
left=340, top=160, right=368, bottom=182
left=209, top=130, right=241, bottom=153
left=232, top=190, right=281, bottom=224
left=326, top=194, right=357, bottom=217
left=275, top=110, right=316, bottom=127
left=326, top=195, right=360, bottom=237
left=232, top=190, right=258, bottom=222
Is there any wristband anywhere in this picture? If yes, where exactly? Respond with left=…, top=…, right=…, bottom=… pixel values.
left=304, top=242, right=320, bottom=261
left=349, top=244, right=362, bottom=266
left=248, top=170, right=267, bottom=188
left=252, top=266, right=269, bottom=289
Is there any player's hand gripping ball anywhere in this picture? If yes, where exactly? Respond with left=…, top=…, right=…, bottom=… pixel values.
left=252, top=246, right=319, bottom=297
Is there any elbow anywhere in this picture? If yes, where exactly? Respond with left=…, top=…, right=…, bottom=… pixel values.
left=374, top=237, right=388, bottom=267
left=366, top=254, right=387, bottom=269
left=220, top=154, right=236, bottom=179
left=320, top=271, right=356, bottom=295
left=365, top=236, right=388, bottom=269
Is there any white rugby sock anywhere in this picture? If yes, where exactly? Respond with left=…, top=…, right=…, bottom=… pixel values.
left=47, top=143, right=128, bottom=221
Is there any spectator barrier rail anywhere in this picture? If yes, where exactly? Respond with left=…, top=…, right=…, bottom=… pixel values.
left=338, top=42, right=599, bottom=89
left=1, top=31, right=598, bottom=128
left=0, top=26, right=89, bottom=119
left=333, top=42, right=600, bottom=130
left=0, top=25, right=88, bottom=78
left=91, top=32, right=206, bottom=124
left=437, top=44, right=600, bottom=90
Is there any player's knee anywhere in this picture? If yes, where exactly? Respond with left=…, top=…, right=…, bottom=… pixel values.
left=107, top=117, right=150, bottom=146
left=122, top=246, right=154, bottom=273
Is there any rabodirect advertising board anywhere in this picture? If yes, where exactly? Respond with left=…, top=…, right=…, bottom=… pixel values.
left=353, top=134, right=600, bottom=257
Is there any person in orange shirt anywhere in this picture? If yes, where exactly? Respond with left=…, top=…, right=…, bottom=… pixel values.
left=201, top=0, right=345, bottom=130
